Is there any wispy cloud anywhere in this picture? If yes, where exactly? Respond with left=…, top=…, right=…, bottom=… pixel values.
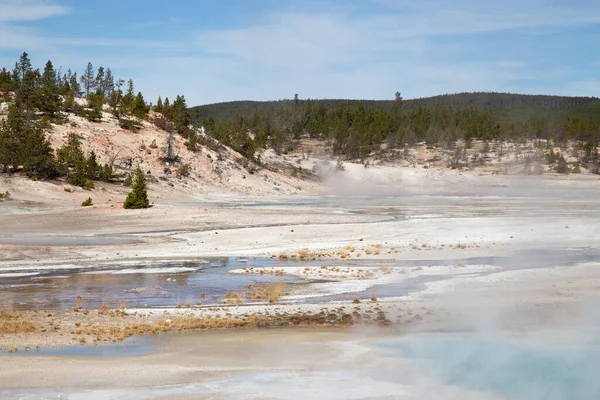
left=0, top=0, right=70, bottom=22
left=372, top=0, right=600, bottom=35
left=1, top=0, right=599, bottom=104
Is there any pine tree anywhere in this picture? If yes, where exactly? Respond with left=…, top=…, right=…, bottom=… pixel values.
left=123, top=166, right=150, bottom=209
left=0, top=67, right=13, bottom=93
left=119, top=79, right=135, bottom=113
left=15, top=52, right=32, bottom=82
left=14, top=69, right=41, bottom=118
left=0, top=105, right=22, bottom=171
left=86, top=93, right=104, bottom=122
left=94, top=66, right=105, bottom=97
left=154, top=96, right=163, bottom=112
left=80, top=62, right=95, bottom=97
left=57, top=133, right=85, bottom=167
left=163, top=97, right=170, bottom=118
left=38, top=60, right=61, bottom=116
left=86, top=151, right=101, bottom=180
left=171, top=95, right=190, bottom=133
left=69, top=72, right=81, bottom=97
left=131, top=92, right=149, bottom=118
left=100, top=163, right=115, bottom=182
left=67, top=157, right=91, bottom=188
left=0, top=103, right=57, bottom=178
left=103, top=68, right=114, bottom=100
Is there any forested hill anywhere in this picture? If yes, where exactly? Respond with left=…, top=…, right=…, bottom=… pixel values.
left=190, top=92, right=600, bottom=122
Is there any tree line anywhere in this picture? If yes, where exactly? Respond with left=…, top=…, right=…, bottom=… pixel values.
left=2, top=51, right=600, bottom=183
left=190, top=93, right=600, bottom=167
left=0, top=52, right=155, bottom=207
left=0, top=52, right=154, bottom=182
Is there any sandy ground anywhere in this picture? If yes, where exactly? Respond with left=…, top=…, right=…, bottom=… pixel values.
left=0, top=329, right=512, bottom=400
left=1, top=159, right=600, bottom=398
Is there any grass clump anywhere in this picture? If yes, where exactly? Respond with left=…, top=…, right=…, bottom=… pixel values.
left=0, top=309, right=37, bottom=334
left=224, top=291, right=243, bottom=305
left=245, top=282, right=287, bottom=304
left=81, top=197, right=93, bottom=207
left=76, top=317, right=269, bottom=343
left=176, top=163, right=191, bottom=177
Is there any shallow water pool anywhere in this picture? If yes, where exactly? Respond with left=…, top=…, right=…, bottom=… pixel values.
left=377, top=335, right=600, bottom=400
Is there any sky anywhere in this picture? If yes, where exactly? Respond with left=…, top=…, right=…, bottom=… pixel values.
left=1, top=0, right=600, bottom=106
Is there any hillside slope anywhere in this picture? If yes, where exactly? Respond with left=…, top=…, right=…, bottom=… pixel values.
left=0, top=108, right=319, bottom=207
left=191, top=92, right=600, bottom=122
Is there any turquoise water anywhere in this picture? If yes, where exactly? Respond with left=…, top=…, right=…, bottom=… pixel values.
left=0, top=337, right=154, bottom=357
left=379, top=336, right=600, bottom=400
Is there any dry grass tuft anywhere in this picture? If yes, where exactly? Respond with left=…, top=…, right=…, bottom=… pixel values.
left=99, top=303, right=110, bottom=315
left=224, top=291, right=244, bottom=305
left=75, top=295, right=83, bottom=309
left=298, top=248, right=311, bottom=260
left=76, top=316, right=270, bottom=342
left=0, top=309, right=37, bottom=334
left=245, top=282, right=287, bottom=304
left=337, top=249, right=349, bottom=258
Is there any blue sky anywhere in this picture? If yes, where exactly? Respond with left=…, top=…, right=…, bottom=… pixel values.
left=1, top=0, right=600, bottom=106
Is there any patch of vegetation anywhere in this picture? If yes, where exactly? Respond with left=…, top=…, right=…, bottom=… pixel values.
left=244, top=282, right=287, bottom=304
left=123, top=166, right=150, bottom=209
left=176, top=163, right=191, bottom=177
left=0, top=309, right=36, bottom=334
left=81, top=197, right=93, bottom=207
left=123, top=173, right=133, bottom=187
left=118, top=117, right=142, bottom=132
left=0, top=52, right=151, bottom=184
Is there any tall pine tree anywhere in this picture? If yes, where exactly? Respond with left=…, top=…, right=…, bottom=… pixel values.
left=80, top=62, right=95, bottom=97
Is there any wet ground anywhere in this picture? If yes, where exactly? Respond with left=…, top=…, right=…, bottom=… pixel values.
left=1, top=176, right=600, bottom=398
left=1, top=247, right=599, bottom=310
left=2, top=328, right=599, bottom=399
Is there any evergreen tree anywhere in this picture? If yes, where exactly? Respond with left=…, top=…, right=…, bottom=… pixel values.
left=57, top=133, right=85, bottom=167
left=131, top=92, right=149, bottom=118
left=69, top=72, right=82, bottom=97
left=123, top=166, right=150, bottom=209
left=154, top=96, right=163, bottom=112
left=0, top=105, right=22, bottom=171
left=0, top=104, right=57, bottom=178
left=100, top=163, right=116, bottom=182
left=119, top=79, right=135, bottom=113
left=163, top=97, right=170, bottom=117
left=103, top=68, right=114, bottom=100
left=86, top=151, right=101, bottom=180
left=38, top=60, right=61, bottom=116
left=80, top=62, right=95, bottom=97
left=86, top=93, right=104, bottom=121
left=171, top=95, right=190, bottom=133
left=14, top=69, right=41, bottom=118
left=66, top=157, right=91, bottom=188
left=14, top=52, right=32, bottom=82
left=94, top=66, right=105, bottom=97
left=0, top=67, right=13, bottom=93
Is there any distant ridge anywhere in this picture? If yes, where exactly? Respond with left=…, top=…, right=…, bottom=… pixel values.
left=190, top=92, right=600, bottom=122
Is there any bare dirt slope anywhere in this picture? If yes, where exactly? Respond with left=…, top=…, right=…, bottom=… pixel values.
left=0, top=109, right=319, bottom=207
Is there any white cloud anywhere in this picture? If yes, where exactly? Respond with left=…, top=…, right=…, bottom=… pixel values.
left=0, top=0, right=70, bottom=22
left=1, top=0, right=599, bottom=104
left=372, top=0, right=600, bottom=35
